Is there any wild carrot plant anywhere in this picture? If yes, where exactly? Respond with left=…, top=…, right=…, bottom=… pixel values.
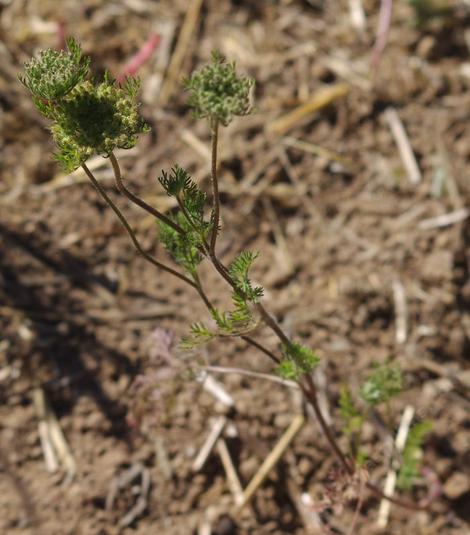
left=20, top=38, right=433, bottom=513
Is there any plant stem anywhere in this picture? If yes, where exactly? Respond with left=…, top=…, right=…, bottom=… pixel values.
left=99, top=163, right=283, bottom=365
left=208, top=255, right=292, bottom=352
left=209, top=118, right=220, bottom=254
left=204, top=120, right=291, bottom=348
left=241, top=335, right=281, bottom=364
left=82, top=163, right=196, bottom=289
left=365, top=481, right=428, bottom=511
left=108, top=150, right=285, bottom=368
left=191, top=265, right=282, bottom=365
left=192, top=272, right=214, bottom=311
left=197, top=131, right=429, bottom=509
left=109, top=152, right=185, bottom=236
left=175, top=196, right=211, bottom=251
left=206, top=256, right=292, bottom=360
left=301, top=374, right=354, bottom=474
left=109, top=134, right=427, bottom=513
left=255, top=303, right=292, bottom=347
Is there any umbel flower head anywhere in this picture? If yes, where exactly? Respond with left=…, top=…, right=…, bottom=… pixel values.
left=20, top=40, right=149, bottom=173
left=184, top=51, right=254, bottom=126
left=50, top=75, right=149, bottom=172
left=19, top=37, right=90, bottom=101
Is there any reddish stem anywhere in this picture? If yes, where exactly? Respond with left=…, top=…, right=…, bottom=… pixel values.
left=117, top=33, right=161, bottom=83
left=371, top=0, right=393, bottom=72
left=56, top=19, right=67, bottom=50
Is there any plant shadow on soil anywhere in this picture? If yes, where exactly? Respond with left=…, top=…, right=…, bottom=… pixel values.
left=0, top=222, right=137, bottom=442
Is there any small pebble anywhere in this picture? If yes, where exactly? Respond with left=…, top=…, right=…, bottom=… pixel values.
left=443, top=473, right=469, bottom=500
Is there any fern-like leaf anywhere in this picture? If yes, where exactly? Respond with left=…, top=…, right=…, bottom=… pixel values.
left=275, top=342, right=320, bottom=380
left=360, top=363, right=403, bottom=406
left=397, top=421, right=432, bottom=490
left=228, top=251, right=264, bottom=302
left=180, top=322, right=214, bottom=349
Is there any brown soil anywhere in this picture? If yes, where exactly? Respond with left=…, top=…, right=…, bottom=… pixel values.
left=1, top=1, right=469, bottom=534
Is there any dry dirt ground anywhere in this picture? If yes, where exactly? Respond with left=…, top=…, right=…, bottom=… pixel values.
left=1, top=1, right=469, bottom=534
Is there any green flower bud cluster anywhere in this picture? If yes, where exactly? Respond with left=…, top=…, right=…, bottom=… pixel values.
left=20, top=38, right=149, bottom=173
left=50, top=76, right=149, bottom=172
left=19, top=38, right=90, bottom=101
left=184, top=51, right=254, bottom=126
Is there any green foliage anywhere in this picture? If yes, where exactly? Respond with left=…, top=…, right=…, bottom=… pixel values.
left=158, top=166, right=212, bottom=274
left=275, top=342, right=320, bottom=380
left=180, top=323, right=214, bottom=349
left=339, top=385, right=366, bottom=462
left=228, top=251, right=264, bottom=303
left=355, top=449, right=369, bottom=467
left=159, top=165, right=195, bottom=197
left=184, top=51, right=254, bottom=126
left=275, top=359, right=299, bottom=380
left=210, top=292, right=256, bottom=333
left=397, top=421, right=433, bottom=490
left=284, top=342, right=320, bottom=372
left=23, top=39, right=429, bottom=502
left=229, top=292, right=253, bottom=327
left=180, top=293, right=256, bottom=349
left=360, top=363, right=403, bottom=406
left=158, top=166, right=210, bottom=234
left=210, top=309, right=233, bottom=333
left=158, top=213, right=204, bottom=275
left=19, top=37, right=90, bottom=101
left=339, top=385, right=364, bottom=435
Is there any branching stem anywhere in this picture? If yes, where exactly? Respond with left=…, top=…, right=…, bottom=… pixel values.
left=200, top=129, right=429, bottom=513
left=209, top=118, right=220, bottom=253
left=175, top=196, right=211, bottom=252
left=191, top=267, right=281, bottom=365
left=82, top=163, right=196, bottom=289
left=192, top=272, right=215, bottom=312
left=107, top=137, right=427, bottom=514
left=109, top=152, right=185, bottom=236
left=301, top=374, right=354, bottom=474
left=241, top=335, right=280, bottom=364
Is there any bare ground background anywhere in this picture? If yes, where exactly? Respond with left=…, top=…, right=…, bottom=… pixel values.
left=0, top=0, right=469, bottom=533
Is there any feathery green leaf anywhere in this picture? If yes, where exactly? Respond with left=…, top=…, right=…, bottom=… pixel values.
left=158, top=213, right=205, bottom=275
left=397, top=421, right=432, bottom=490
left=180, top=323, right=214, bottom=349
left=275, top=342, right=320, bottom=380
left=228, top=251, right=264, bottom=303
left=360, top=363, right=403, bottom=406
